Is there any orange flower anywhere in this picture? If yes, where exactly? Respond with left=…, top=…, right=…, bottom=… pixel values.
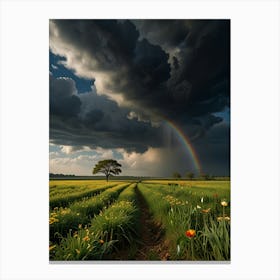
left=185, top=229, right=196, bottom=238
left=83, top=236, right=90, bottom=242
left=99, top=239, right=104, bottom=244
left=201, top=208, right=211, bottom=214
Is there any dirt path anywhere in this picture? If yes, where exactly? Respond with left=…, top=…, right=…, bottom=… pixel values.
left=134, top=185, right=170, bottom=260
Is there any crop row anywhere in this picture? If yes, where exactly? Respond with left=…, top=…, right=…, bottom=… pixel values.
left=138, top=183, right=230, bottom=260
left=49, top=183, right=130, bottom=242
left=49, top=180, right=118, bottom=196
left=50, top=183, right=118, bottom=209
left=142, top=183, right=230, bottom=217
left=50, top=183, right=139, bottom=260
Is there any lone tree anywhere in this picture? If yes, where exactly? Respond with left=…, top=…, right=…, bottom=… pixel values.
left=92, top=159, right=122, bottom=182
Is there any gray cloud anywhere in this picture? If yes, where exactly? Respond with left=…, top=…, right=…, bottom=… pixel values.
left=50, top=75, right=81, bottom=117
left=49, top=19, right=230, bottom=175
left=49, top=74, right=164, bottom=153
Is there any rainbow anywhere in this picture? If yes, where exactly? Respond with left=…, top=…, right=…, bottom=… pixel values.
left=165, top=120, right=202, bottom=173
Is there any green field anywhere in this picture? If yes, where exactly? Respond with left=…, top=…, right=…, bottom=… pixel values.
left=49, top=179, right=230, bottom=261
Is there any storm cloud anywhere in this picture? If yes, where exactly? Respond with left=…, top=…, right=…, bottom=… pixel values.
left=49, top=19, right=230, bottom=175
left=49, top=74, right=164, bottom=153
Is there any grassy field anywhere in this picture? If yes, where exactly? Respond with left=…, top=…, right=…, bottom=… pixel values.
left=49, top=179, right=230, bottom=261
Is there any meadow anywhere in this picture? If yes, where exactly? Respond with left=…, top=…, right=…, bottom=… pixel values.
left=49, top=179, right=230, bottom=261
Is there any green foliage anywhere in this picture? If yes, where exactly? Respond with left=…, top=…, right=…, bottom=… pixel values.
left=117, top=183, right=137, bottom=203
left=51, top=184, right=139, bottom=260
left=186, top=172, right=194, bottom=180
left=93, top=159, right=122, bottom=181
left=49, top=183, right=129, bottom=242
left=200, top=173, right=210, bottom=180
left=50, top=183, right=116, bottom=209
left=138, top=182, right=230, bottom=260
left=49, top=208, right=90, bottom=242
left=49, top=179, right=230, bottom=261
left=69, top=183, right=128, bottom=217
left=52, top=228, right=117, bottom=260
left=173, top=172, right=181, bottom=179
left=90, top=200, right=138, bottom=247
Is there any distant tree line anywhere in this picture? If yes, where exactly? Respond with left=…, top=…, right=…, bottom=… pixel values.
left=172, top=171, right=229, bottom=180
left=49, top=173, right=76, bottom=178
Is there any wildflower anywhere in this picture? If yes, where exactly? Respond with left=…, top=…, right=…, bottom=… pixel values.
left=221, top=200, right=228, bottom=207
left=99, top=239, right=104, bottom=244
left=78, top=224, right=82, bottom=229
left=201, top=197, right=204, bottom=203
left=49, top=245, right=56, bottom=251
left=49, top=217, right=59, bottom=224
left=76, top=213, right=80, bottom=216
left=73, top=232, right=78, bottom=238
left=196, top=205, right=201, bottom=209
left=186, top=229, right=196, bottom=238
left=201, top=208, right=211, bottom=214
left=83, top=236, right=90, bottom=242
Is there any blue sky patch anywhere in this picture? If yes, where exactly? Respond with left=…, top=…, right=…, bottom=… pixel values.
left=49, top=51, right=94, bottom=93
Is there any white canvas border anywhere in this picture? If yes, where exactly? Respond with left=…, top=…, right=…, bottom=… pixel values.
left=0, top=0, right=279, bottom=279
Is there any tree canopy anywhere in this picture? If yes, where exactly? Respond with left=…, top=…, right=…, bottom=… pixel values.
left=173, top=171, right=181, bottom=179
left=186, top=172, right=194, bottom=180
left=92, top=159, right=122, bottom=181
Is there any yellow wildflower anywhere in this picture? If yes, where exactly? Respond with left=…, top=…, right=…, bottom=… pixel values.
left=49, top=217, right=59, bottom=224
left=217, top=216, right=230, bottom=222
left=221, top=200, right=228, bottom=207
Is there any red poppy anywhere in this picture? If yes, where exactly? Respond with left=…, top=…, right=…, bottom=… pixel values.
left=185, top=229, right=196, bottom=238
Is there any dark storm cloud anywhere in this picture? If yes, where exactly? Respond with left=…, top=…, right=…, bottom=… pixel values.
left=49, top=74, right=164, bottom=153
left=50, top=19, right=229, bottom=122
left=133, top=20, right=190, bottom=48
left=49, top=19, right=230, bottom=163
left=194, top=122, right=230, bottom=176
left=49, top=75, right=81, bottom=117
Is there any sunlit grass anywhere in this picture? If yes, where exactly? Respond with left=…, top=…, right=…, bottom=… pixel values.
left=50, top=180, right=230, bottom=261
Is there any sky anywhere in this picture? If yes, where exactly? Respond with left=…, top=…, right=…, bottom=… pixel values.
left=49, top=19, right=230, bottom=177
